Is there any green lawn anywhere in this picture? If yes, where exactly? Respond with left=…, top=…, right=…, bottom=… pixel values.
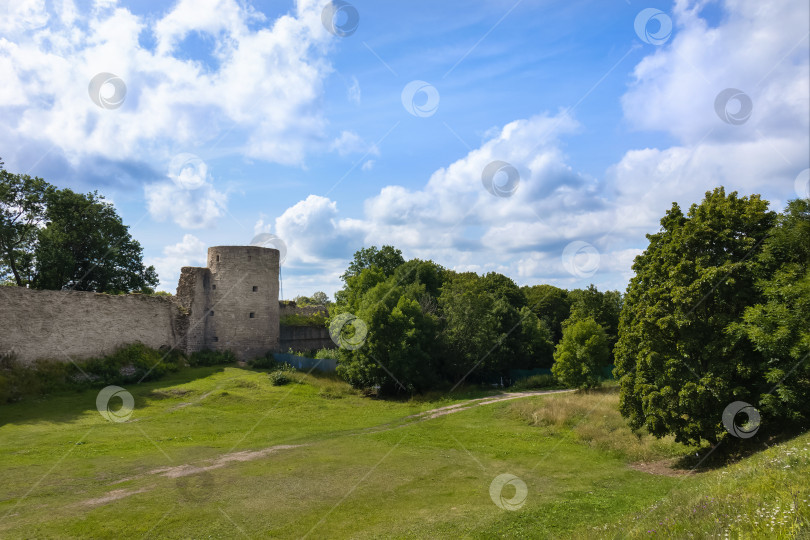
left=0, top=367, right=807, bottom=538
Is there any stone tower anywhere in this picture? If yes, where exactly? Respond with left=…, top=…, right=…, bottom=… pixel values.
left=176, top=246, right=280, bottom=360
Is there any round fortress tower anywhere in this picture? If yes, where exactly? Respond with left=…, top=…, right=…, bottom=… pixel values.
left=205, top=246, right=280, bottom=359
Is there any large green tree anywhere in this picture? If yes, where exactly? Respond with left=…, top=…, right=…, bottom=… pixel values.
left=731, top=198, right=810, bottom=427
left=33, top=189, right=158, bottom=293
left=615, top=188, right=775, bottom=445
left=0, top=170, right=53, bottom=286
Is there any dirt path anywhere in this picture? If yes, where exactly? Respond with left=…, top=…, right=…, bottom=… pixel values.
left=79, top=389, right=573, bottom=507
left=406, top=389, right=576, bottom=420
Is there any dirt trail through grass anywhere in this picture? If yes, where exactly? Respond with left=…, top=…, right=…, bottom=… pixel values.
left=408, top=389, right=575, bottom=420
left=79, top=388, right=573, bottom=508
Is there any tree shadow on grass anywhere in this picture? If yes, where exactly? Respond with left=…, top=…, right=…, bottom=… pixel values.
left=0, top=365, right=228, bottom=427
left=671, top=428, right=810, bottom=472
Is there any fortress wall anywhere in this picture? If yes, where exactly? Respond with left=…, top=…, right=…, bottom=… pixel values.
left=0, top=287, right=179, bottom=365
left=279, top=326, right=335, bottom=352
left=1, top=245, right=283, bottom=364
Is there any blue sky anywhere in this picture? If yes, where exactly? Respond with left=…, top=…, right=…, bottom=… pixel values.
left=1, top=0, right=808, bottom=298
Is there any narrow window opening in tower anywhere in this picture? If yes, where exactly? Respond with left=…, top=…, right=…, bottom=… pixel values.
left=216, top=255, right=220, bottom=262
left=249, top=312, right=255, bottom=318
left=210, top=311, right=214, bottom=316
left=212, top=284, right=216, bottom=290
left=252, top=286, right=258, bottom=292
left=212, top=336, right=219, bottom=342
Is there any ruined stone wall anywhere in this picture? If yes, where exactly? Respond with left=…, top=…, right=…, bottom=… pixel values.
left=279, top=326, right=335, bottom=352
left=175, top=266, right=211, bottom=355
left=0, top=287, right=181, bottom=364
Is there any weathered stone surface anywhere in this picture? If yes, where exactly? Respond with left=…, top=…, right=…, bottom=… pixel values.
left=197, top=246, right=280, bottom=360
left=0, top=287, right=180, bottom=364
left=279, top=325, right=335, bottom=352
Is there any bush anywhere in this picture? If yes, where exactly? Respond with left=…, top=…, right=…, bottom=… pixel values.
left=247, top=352, right=278, bottom=370
left=511, top=374, right=558, bottom=390
left=0, top=354, right=72, bottom=403
left=269, top=369, right=293, bottom=386
left=81, top=343, right=185, bottom=383
left=313, top=348, right=338, bottom=360
left=0, top=344, right=189, bottom=403
left=552, top=316, right=610, bottom=389
left=188, top=349, right=236, bottom=367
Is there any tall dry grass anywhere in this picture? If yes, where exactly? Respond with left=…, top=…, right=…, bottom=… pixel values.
left=509, top=386, right=692, bottom=462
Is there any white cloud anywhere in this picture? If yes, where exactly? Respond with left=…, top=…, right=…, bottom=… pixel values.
left=146, top=234, right=207, bottom=291
left=347, top=75, right=361, bottom=105
left=277, top=112, right=620, bottom=289
left=274, top=195, right=365, bottom=265
left=363, top=111, right=591, bottom=247
left=253, top=215, right=273, bottom=236
left=623, top=1, right=808, bottom=146
left=0, top=0, right=336, bottom=167
left=276, top=0, right=809, bottom=295
left=614, top=0, right=809, bottom=223
left=361, top=159, right=375, bottom=171
left=330, top=130, right=380, bottom=157
left=144, top=164, right=228, bottom=229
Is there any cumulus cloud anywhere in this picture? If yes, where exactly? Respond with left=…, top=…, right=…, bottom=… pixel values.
left=0, top=0, right=335, bottom=169
left=146, top=234, right=207, bottom=291
left=144, top=155, right=227, bottom=228
left=623, top=0, right=808, bottom=145
left=276, top=0, right=808, bottom=295
left=617, top=0, right=809, bottom=211
left=330, top=131, right=380, bottom=157
left=274, top=195, right=365, bottom=265
left=276, top=112, right=620, bottom=290
left=362, top=111, right=595, bottom=250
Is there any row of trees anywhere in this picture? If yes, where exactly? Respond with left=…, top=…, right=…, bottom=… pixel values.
left=292, top=291, right=331, bottom=306
left=0, top=164, right=157, bottom=293
left=330, top=246, right=620, bottom=394
left=332, top=189, right=808, bottom=447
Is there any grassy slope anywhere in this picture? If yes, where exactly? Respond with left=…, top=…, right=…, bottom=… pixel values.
left=0, top=368, right=807, bottom=538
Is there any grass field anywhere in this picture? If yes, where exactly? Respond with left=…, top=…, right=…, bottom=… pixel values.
left=0, top=367, right=808, bottom=538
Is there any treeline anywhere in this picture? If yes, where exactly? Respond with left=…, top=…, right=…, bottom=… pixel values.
left=330, top=246, right=621, bottom=394
left=330, top=187, right=809, bottom=448
left=0, top=163, right=157, bottom=293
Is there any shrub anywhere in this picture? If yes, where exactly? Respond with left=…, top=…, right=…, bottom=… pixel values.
left=247, top=352, right=278, bottom=370
left=0, top=344, right=189, bottom=403
left=81, top=343, right=184, bottom=383
left=552, top=316, right=610, bottom=389
left=511, top=374, right=558, bottom=390
left=313, top=348, right=338, bottom=361
left=188, top=349, right=236, bottom=367
left=269, top=369, right=293, bottom=386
